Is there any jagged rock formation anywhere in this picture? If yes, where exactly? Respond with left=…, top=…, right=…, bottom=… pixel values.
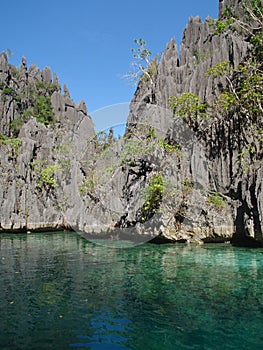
left=111, top=0, right=263, bottom=245
left=0, top=54, right=94, bottom=231
left=0, top=52, right=128, bottom=234
left=219, top=0, right=244, bottom=18
left=0, top=0, right=262, bottom=247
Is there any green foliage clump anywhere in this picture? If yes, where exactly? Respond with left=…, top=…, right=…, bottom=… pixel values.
left=246, top=0, right=263, bottom=60
left=34, top=95, right=54, bottom=125
left=238, top=144, right=256, bottom=166
left=0, top=135, right=22, bottom=159
left=206, top=0, right=263, bottom=124
left=119, top=125, right=156, bottom=166
left=120, top=138, right=153, bottom=166
left=213, top=18, right=234, bottom=35
left=141, top=55, right=159, bottom=83
left=146, top=127, right=157, bottom=139
left=205, top=62, right=231, bottom=78
left=211, top=1, right=263, bottom=60
left=39, top=165, right=61, bottom=189
left=206, top=59, right=262, bottom=122
left=169, top=93, right=209, bottom=120
left=237, top=63, right=263, bottom=116
left=216, top=91, right=237, bottom=112
left=78, top=175, right=97, bottom=196
left=207, top=192, right=227, bottom=209
left=141, top=174, right=164, bottom=219
left=106, top=124, right=181, bottom=175
left=1, top=87, right=17, bottom=97
left=181, top=178, right=194, bottom=192
left=158, top=139, right=181, bottom=154
left=132, top=38, right=152, bottom=61
left=31, top=160, right=61, bottom=190
left=1, top=87, right=17, bottom=102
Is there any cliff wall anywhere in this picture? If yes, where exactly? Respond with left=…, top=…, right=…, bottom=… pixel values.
left=119, top=0, right=263, bottom=245
left=0, top=0, right=262, bottom=246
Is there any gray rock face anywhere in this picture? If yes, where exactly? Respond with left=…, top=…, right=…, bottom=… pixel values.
left=42, top=67, right=52, bottom=84
left=0, top=56, right=98, bottom=232
left=219, top=0, right=244, bottom=18
left=0, top=0, right=262, bottom=247
left=122, top=0, right=262, bottom=245
left=0, top=53, right=8, bottom=73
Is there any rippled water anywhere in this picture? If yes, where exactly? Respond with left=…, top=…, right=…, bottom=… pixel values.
left=0, top=232, right=263, bottom=350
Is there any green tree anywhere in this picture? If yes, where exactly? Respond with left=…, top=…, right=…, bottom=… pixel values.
left=124, top=38, right=158, bottom=85
left=204, top=0, right=263, bottom=197
left=169, top=92, right=209, bottom=123
left=207, top=0, right=263, bottom=122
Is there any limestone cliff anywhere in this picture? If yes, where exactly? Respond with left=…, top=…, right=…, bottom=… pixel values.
left=112, top=0, right=263, bottom=245
left=0, top=0, right=262, bottom=247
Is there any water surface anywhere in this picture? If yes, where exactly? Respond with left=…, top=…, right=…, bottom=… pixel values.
left=0, top=232, right=263, bottom=349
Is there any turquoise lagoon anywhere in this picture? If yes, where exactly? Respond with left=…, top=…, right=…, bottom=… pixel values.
left=0, top=232, right=263, bottom=349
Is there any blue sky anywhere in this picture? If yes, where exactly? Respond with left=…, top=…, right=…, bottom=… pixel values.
left=1, top=1, right=218, bottom=130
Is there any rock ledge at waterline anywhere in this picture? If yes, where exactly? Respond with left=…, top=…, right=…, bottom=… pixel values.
left=0, top=0, right=262, bottom=247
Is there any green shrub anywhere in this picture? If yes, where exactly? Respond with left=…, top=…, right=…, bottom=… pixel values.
left=141, top=174, right=164, bottom=219
left=78, top=173, right=97, bottom=196
left=0, top=136, right=22, bottom=158
left=159, top=139, right=181, bottom=154
left=34, top=95, right=54, bottom=125
left=169, top=93, right=209, bottom=120
left=1, top=87, right=17, bottom=102
left=207, top=192, right=227, bottom=208
left=31, top=160, right=61, bottom=190
left=38, top=165, right=61, bottom=189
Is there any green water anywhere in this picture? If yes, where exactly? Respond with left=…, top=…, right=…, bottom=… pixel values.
left=0, top=232, right=263, bottom=350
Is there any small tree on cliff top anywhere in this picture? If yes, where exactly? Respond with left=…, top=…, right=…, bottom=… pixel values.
left=207, top=0, right=263, bottom=122
left=169, top=1, right=262, bottom=125
left=123, top=38, right=158, bottom=85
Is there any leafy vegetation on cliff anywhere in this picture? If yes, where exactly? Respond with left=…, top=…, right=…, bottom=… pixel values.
left=208, top=0, right=263, bottom=165
left=169, top=0, right=262, bottom=126
left=167, top=0, right=262, bottom=160
left=140, top=174, right=164, bottom=221
left=0, top=61, right=60, bottom=137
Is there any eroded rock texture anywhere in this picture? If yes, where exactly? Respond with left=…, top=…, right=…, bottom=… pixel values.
left=0, top=0, right=262, bottom=246
left=115, top=0, right=262, bottom=245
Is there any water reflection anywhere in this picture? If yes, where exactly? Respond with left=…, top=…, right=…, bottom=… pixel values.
left=70, top=308, right=132, bottom=349
left=1, top=232, right=263, bottom=349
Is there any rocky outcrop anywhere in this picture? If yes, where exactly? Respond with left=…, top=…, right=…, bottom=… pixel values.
left=219, top=0, right=244, bottom=18
left=0, top=55, right=96, bottom=232
left=117, top=0, right=262, bottom=245
left=0, top=0, right=262, bottom=247
left=0, top=54, right=129, bottom=234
